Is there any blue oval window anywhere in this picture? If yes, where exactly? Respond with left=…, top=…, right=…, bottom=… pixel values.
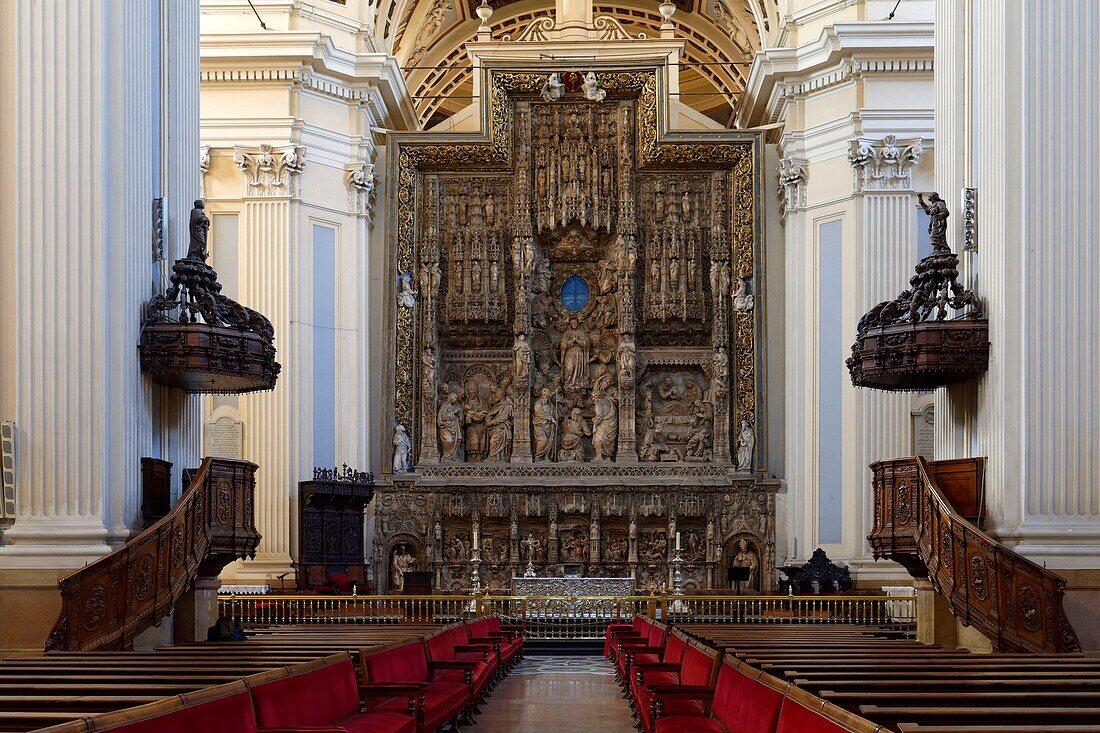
left=561, top=275, right=590, bottom=312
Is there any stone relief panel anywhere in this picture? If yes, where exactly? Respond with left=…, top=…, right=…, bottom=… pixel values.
left=637, top=367, right=713, bottom=462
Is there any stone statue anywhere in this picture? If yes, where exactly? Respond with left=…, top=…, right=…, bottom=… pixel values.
left=484, top=194, right=495, bottom=224
left=540, top=73, right=566, bottom=102
left=918, top=192, right=951, bottom=254
left=513, top=334, right=531, bottom=379
left=464, top=381, right=489, bottom=461
left=559, top=407, right=591, bottom=461
left=392, top=420, right=413, bottom=472
left=582, top=72, right=607, bottom=102
left=639, top=421, right=664, bottom=462
left=532, top=386, right=559, bottom=462
left=706, top=519, right=715, bottom=562
left=421, top=346, right=437, bottom=391
left=397, top=271, right=417, bottom=308
left=187, top=200, right=210, bottom=261
left=592, top=388, right=618, bottom=461
left=628, top=516, right=638, bottom=560
left=437, top=390, right=465, bottom=462
left=485, top=384, right=514, bottom=461
left=685, top=415, right=712, bottom=459
left=618, top=339, right=635, bottom=383
left=510, top=517, right=518, bottom=544
left=713, top=347, right=729, bottom=398
left=733, top=278, right=754, bottom=311
left=733, top=538, right=759, bottom=591
left=559, top=318, right=591, bottom=390
left=391, top=544, right=416, bottom=592
left=736, top=419, right=755, bottom=471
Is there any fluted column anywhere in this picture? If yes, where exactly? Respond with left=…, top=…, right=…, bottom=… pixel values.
left=849, top=135, right=924, bottom=559
left=0, top=0, right=174, bottom=565
left=232, top=144, right=305, bottom=578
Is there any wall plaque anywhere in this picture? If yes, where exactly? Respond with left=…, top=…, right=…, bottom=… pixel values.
left=206, top=413, right=244, bottom=459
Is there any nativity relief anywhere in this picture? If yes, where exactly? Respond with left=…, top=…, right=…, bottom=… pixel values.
left=377, top=67, right=773, bottom=591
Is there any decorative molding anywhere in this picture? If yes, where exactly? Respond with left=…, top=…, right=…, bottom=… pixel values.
left=593, top=15, right=645, bottom=41
left=510, top=16, right=555, bottom=42
left=233, top=144, right=306, bottom=198
left=777, top=156, right=807, bottom=217
left=848, top=134, right=923, bottom=192
left=344, top=162, right=379, bottom=222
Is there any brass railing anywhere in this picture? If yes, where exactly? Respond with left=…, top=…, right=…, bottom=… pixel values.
left=219, top=593, right=914, bottom=639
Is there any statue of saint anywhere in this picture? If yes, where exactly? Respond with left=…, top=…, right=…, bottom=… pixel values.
left=685, top=415, right=712, bottom=459
left=559, top=407, right=591, bottom=462
left=532, top=387, right=559, bottom=462
left=485, top=384, right=514, bottom=462
left=392, top=420, right=413, bottom=472
left=559, top=318, right=591, bottom=390
left=421, top=346, right=437, bottom=393
left=514, top=334, right=531, bottom=380
left=391, top=544, right=416, bottom=592
left=732, top=538, right=759, bottom=592
left=592, top=389, right=618, bottom=461
left=437, top=390, right=465, bottom=462
left=918, top=192, right=951, bottom=254
left=464, top=381, right=488, bottom=461
left=396, top=271, right=417, bottom=308
left=187, top=200, right=210, bottom=262
left=639, top=421, right=664, bottom=462
left=736, top=420, right=755, bottom=472
left=713, top=348, right=729, bottom=398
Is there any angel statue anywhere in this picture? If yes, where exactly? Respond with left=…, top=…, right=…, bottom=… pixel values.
left=582, top=72, right=607, bottom=102
left=540, top=73, right=566, bottom=102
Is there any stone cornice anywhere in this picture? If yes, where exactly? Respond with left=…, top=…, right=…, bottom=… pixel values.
left=737, top=21, right=934, bottom=128
left=201, top=32, right=419, bottom=131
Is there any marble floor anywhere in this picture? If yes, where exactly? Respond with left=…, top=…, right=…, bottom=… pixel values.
left=467, top=656, right=637, bottom=732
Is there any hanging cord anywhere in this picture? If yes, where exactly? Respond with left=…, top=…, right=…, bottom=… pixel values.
left=246, top=0, right=268, bottom=30
left=887, top=0, right=904, bottom=20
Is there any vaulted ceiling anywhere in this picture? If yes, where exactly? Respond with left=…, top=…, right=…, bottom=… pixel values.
left=372, top=0, right=780, bottom=127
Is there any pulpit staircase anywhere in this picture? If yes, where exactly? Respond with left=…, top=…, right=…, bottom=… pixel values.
left=869, top=456, right=1080, bottom=653
left=45, top=457, right=260, bottom=651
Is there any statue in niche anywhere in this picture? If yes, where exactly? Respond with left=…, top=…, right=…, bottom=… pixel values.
left=397, top=271, right=417, bottom=308
left=464, top=380, right=489, bottom=461
left=484, top=194, right=495, bottom=224
left=598, top=259, right=618, bottom=294
left=532, top=386, right=559, bottom=462
left=639, top=421, right=665, bottom=462
left=559, top=318, right=592, bottom=390
left=471, top=260, right=482, bottom=293
left=706, top=520, right=716, bottom=562
left=421, top=346, right=437, bottom=390
left=532, top=256, right=552, bottom=294
left=685, top=414, right=712, bottom=460
left=521, top=532, right=544, bottom=562
left=490, top=262, right=499, bottom=294
left=629, top=517, right=638, bottom=559
left=733, top=278, right=754, bottom=311
left=559, top=407, right=591, bottom=462
left=592, top=388, right=618, bottom=461
left=390, top=544, right=417, bottom=592
left=618, top=339, right=635, bottom=382
left=514, top=334, right=531, bottom=380
left=392, top=420, right=413, bottom=472
left=713, top=347, right=728, bottom=398
left=437, top=389, right=465, bottom=462
left=732, top=538, right=759, bottom=591
left=918, top=192, right=951, bottom=254
left=187, top=200, right=210, bottom=261
left=485, top=384, right=514, bottom=461
left=736, top=420, right=755, bottom=472
left=511, top=518, right=518, bottom=545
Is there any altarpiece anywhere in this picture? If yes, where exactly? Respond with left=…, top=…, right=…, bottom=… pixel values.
left=375, top=62, right=775, bottom=594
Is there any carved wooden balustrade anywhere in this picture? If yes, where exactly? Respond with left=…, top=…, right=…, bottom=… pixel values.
left=870, top=456, right=1080, bottom=653
left=46, top=458, right=260, bottom=651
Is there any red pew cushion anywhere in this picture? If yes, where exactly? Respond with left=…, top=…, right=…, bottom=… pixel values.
left=776, top=698, right=849, bottom=733
left=711, top=665, right=783, bottom=733
left=375, top=679, right=468, bottom=732
left=339, top=712, right=417, bottom=733
left=250, top=658, right=360, bottom=727
left=100, top=691, right=257, bottom=733
left=655, top=717, right=725, bottom=733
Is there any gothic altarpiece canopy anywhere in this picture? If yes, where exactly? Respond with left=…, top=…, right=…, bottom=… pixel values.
left=376, top=62, right=774, bottom=594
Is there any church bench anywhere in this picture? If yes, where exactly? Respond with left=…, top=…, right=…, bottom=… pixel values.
left=634, top=639, right=723, bottom=733
left=628, top=630, right=689, bottom=703
left=614, top=620, right=666, bottom=682
left=897, top=725, right=1100, bottom=732
left=858, top=704, right=1100, bottom=727
left=822, top=689, right=1100, bottom=707
left=424, top=625, right=494, bottom=704
left=247, top=653, right=416, bottom=733
left=359, top=639, right=471, bottom=733
left=606, top=615, right=649, bottom=657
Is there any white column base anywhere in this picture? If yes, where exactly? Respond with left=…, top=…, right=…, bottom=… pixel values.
left=224, top=553, right=296, bottom=585
left=0, top=519, right=126, bottom=568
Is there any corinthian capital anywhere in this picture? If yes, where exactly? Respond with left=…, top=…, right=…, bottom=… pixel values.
left=848, top=134, right=923, bottom=192
left=777, top=156, right=807, bottom=217
left=233, top=144, right=306, bottom=197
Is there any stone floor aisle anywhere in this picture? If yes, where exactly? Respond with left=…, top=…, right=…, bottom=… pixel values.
left=467, top=656, right=637, bottom=732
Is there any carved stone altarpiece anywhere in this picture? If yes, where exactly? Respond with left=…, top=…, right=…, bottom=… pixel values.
left=376, top=64, right=774, bottom=593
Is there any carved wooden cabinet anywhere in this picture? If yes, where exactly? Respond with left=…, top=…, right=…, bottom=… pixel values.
left=297, top=468, right=375, bottom=593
